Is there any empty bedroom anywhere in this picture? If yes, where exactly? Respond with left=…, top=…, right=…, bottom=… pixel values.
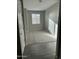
left=17, top=0, right=60, bottom=59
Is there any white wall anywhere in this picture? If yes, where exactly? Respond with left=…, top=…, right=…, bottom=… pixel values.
left=23, top=9, right=45, bottom=45
left=26, top=10, right=45, bottom=31
left=24, top=8, right=29, bottom=32
left=45, top=2, right=59, bottom=39
left=24, top=8, right=30, bottom=45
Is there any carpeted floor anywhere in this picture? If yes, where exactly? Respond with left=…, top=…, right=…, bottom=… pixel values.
left=23, top=30, right=57, bottom=59
left=23, top=41, right=56, bottom=59
left=26, top=30, right=57, bottom=45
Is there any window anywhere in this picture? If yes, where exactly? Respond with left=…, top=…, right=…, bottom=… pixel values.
left=48, top=19, right=55, bottom=35
left=32, top=14, right=40, bottom=24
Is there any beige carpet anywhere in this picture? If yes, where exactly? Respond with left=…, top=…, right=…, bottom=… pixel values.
left=26, top=30, right=57, bottom=45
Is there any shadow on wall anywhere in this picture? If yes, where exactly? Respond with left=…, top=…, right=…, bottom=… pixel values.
left=48, top=18, right=58, bottom=39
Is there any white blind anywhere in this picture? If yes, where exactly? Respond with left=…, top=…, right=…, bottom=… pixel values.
left=32, top=14, right=40, bottom=24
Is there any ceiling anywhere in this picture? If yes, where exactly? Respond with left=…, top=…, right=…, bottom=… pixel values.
left=23, top=0, right=59, bottom=11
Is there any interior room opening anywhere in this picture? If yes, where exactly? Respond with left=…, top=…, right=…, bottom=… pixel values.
left=17, top=0, right=60, bottom=59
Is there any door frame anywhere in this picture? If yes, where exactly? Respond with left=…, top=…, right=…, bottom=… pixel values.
left=20, top=0, right=26, bottom=45
left=56, top=0, right=61, bottom=59
left=17, top=0, right=26, bottom=59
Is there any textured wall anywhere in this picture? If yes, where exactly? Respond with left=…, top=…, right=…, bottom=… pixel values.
left=23, top=8, right=30, bottom=45
left=25, top=10, right=45, bottom=31
left=45, top=2, right=59, bottom=38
